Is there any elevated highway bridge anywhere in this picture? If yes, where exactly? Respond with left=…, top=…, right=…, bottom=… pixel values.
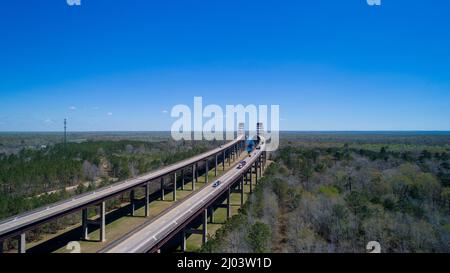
left=101, top=139, right=266, bottom=253
left=0, top=134, right=251, bottom=253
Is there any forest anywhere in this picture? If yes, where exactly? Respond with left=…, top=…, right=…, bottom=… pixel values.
left=202, top=134, right=450, bottom=253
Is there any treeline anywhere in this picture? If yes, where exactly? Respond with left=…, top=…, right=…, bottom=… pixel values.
left=202, top=142, right=450, bottom=253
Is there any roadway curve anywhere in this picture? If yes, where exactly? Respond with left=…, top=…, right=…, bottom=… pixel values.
left=101, top=140, right=265, bottom=253
left=0, top=135, right=244, bottom=241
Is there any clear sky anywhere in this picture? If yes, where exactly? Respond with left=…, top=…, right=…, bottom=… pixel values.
left=0, top=0, right=449, bottom=131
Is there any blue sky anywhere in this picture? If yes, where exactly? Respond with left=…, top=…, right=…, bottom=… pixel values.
left=0, top=0, right=449, bottom=131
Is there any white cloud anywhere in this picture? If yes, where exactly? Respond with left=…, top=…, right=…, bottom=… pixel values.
left=44, top=118, right=53, bottom=124
left=69, top=106, right=77, bottom=110
left=107, top=112, right=113, bottom=116
left=162, top=110, right=168, bottom=114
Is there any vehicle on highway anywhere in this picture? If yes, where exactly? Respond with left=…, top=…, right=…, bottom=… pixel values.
left=256, top=146, right=261, bottom=150
left=212, top=180, right=221, bottom=187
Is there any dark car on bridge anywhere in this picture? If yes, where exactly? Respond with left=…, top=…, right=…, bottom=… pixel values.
left=212, top=180, right=221, bottom=187
left=237, top=160, right=247, bottom=169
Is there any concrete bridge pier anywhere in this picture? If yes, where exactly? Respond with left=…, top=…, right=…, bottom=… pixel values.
left=82, top=208, right=89, bottom=240
left=227, top=187, right=231, bottom=219
left=214, top=154, right=218, bottom=177
left=240, top=175, right=244, bottom=207
left=222, top=150, right=226, bottom=171
left=173, top=172, right=177, bottom=201
left=181, top=208, right=208, bottom=251
left=192, top=164, right=196, bottom=191
left=202, top=209, right=208, bottom=244
left=195, top=162, right=199, bottom=183
left=99, top=202, right=106, bottom=242
left=0, top=240, right=3, bottom=253
left=254, top=162, right=258, bottom=185
left=160, top=177, right=165, bottom=201
left=81, top=202, right=106, bottom=242
left=181, top=169, right=185, bottom=190
left=130, top=189, right=136, bottom=216
left=144, top=182, right=150, bottom=217
left=205, top=159, right=209, bottom=183
left=181, top=229, right=186, bottom=252
left=262, top=152, right=266, bottom=171
left=249, top=169, right=253, bottom=193
left=17, top=233, right=26, bottom=253
left=259, top=155, right=263, bottom=177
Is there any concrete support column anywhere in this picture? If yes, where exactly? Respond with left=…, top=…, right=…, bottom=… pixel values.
left=82, top=208, right=89, bottom=240
left=214, top=154, right=218, bottom=177
left=254, top=163, right=258, bottom=185
left=205, top=159, right=209, bottom=183
left=202, top=209, right=208, bottom=245
left=240, top=175, right=244, bottom=207
left=130, top=189, right=136, bottom=216
left=262, top=152, right=266, bottom=171
left=173, top=172, right=177, bottom=201
left=181, top=229, right=186, bottom=252
left=228, top=150, right=231, bottom=166
left=192, top=164, right=196, bottom=191
left=99, top=201, right=106, bottom=242
left=160, top=177, right=165, bottom=201
left=0, top=240, right=3, bottom=254
left=195, top=163, right=199, bottom=182
left=181, top=169, right=185, bottom=190
left=222, top=150, right=225, bottom=171
left=145, top=182, right=150, bottom=217
left=249, top=169, right=253, bottom=193
left=256, top=157, right=259, bottom=178
left=18, top=233, right=26, bottom=253
left=227, top=187, right=231, bottom=219
left=259, top=156, right=263, bottom=177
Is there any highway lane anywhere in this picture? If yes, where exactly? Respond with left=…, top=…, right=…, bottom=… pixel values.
left=0, top=135, right=243, bottom=240
left=102, top=141, right=265, bottom=253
